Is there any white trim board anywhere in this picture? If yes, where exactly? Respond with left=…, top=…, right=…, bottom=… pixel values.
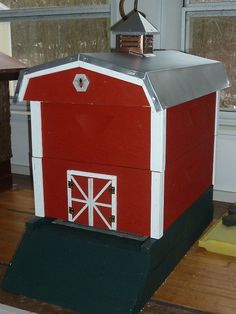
left=32, top=157, right=45, bottom=217
left=18, top=61, right=80, bottom=101
left=151, top=110, right=166, bottom=172
left=150, top=171, right=165, bottom=239
left=30, top=101, right=43, bottom=158
left=212, top=91, right=221, bottom=185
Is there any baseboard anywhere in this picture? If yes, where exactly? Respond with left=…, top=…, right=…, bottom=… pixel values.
left=11, top=164, right=31, bottom=176
left=213, top=189, right=236, bottom=203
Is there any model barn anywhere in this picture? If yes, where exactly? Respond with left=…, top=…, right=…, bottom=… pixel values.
left=1, top=2, right=233, bottom=313
left=16, top=50, right=228, bottom=239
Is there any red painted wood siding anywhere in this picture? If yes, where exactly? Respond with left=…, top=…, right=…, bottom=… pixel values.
left=41, top=103, right=151, bottom=170
left=24, top=67, right=149, bottom=107
left=42, top=158, right=151, bottom=237
left=164, top=93, right=216, bottom=230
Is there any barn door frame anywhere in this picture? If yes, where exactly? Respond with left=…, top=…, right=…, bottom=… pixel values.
left=67, top=170, right=117, bottom=231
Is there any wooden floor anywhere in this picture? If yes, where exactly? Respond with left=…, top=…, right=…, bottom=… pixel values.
left=0, top=175, right=235, bottom=314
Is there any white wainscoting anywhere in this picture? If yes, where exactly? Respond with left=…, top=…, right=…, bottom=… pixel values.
left=214, top=110, right=236, bottom=203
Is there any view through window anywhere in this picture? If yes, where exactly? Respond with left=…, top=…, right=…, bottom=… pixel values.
left=0, top=0, right=108, bottom=9
left=185, top=1, right=236, bottom=110
left=0, top=1, right=110, bottom=67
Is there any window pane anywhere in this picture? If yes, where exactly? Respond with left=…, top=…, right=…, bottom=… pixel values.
left=188, top=16, right=236, bottom=110
left=8, top=18, right=110, bottom=66
left=0, top=0, right=109, bottom=9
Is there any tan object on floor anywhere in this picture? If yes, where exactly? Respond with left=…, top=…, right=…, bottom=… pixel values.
left=199, top=215, right=236, bottom=257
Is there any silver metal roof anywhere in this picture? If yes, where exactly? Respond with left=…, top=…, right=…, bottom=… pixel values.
left=16, top=51, right=229, bottom=112
left=111, top=10, right=159, bottom=35
left=79, top=51, right=229, bottom=110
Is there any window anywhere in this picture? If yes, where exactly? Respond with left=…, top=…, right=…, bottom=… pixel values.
left=183, top=1, right=236, bottom=110
left=0, top=1, right=111, bottom=67
left=0, top=0, right=108, bottom=8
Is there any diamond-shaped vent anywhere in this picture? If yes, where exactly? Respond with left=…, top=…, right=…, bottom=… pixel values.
left=73, top=74, right=90, bottom=92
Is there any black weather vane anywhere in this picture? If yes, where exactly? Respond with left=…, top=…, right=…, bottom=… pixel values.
left=119, top=0, right=142, bottom=20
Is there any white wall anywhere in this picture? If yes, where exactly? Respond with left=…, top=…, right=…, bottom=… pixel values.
left=10, top=105, right=31, bottom=175
left=0, top=3, right=12, bottom=55
left=160, top=0, right=183, bottom=50
left=214, top=111, right=236, bottom=202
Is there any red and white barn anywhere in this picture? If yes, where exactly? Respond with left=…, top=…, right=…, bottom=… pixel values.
left=17, top=51, right=228, bottom=239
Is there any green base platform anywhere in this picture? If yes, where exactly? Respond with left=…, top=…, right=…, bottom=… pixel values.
left=2, top=188, right=213, bottom=314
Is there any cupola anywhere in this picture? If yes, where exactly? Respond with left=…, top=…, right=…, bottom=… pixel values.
left=111, top=0, right=159, bottom=54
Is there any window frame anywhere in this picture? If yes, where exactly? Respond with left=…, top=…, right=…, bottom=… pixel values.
left=182, top=1, right=236, bottom=116
left=184, top=0, right=236, bottom=7
left=0, top=4, right=111, bottom=21
left=182, top=1, right=236, bottom=50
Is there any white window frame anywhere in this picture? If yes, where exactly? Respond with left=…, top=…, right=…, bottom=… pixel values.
left=0, top=4, right=111, bottom=21
left=182, top=0, right=236, bottom=118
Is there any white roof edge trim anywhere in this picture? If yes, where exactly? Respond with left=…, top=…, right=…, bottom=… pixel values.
left=18, top=61, right=80, bottom=101
left=142, top=85, right=156, bottom=111
left=18, top=59, right=145, bottom=102
left=18, top=76, right=29, bottom=102
left=78, top=60, right=143, bottom=86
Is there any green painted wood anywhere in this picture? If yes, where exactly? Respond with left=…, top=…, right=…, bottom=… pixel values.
left=2, top=187, right=213, bottom=314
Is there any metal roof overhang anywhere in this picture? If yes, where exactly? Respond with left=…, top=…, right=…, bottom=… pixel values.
left=16, top=50, right=229, bottom=111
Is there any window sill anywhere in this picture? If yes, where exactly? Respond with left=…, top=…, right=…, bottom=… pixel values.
left=219, top=109, right=236, bottom=127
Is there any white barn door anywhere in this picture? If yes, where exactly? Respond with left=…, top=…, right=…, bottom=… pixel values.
left=67, top=170, right=117, bottom=231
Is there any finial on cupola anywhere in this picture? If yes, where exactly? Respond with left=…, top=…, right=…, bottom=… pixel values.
left=111, top=0, right=159, bottom=54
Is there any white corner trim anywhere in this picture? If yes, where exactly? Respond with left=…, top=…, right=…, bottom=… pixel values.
left=215, top=91, right=221, bottom=136
left=32, top=157, right=45, bottom=217
left=30, top=101, right=43, bottom=158
left=18, top=61, right=80, bottom=101
left=151, top=109, right=166, bottom=172
left=151, top=171, right=165, bottom=239
left=213, top=91, right=220, bottom=185
left=18, top=76, right=29, bottom=102
left=142, top=84, right=160, bottom=112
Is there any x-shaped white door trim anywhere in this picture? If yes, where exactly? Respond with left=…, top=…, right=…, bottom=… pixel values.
left=67, top=170, right=117, bottom=230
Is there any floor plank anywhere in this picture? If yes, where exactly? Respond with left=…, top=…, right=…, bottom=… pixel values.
left=0, top=189, right=34, bottom=214
left=154, top=232, right=236, bottom=314
left=0, top=189, right=34, bottom=264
